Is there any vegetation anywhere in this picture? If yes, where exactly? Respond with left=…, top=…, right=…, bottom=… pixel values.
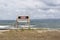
left=0, top=29, right=60, bottom=40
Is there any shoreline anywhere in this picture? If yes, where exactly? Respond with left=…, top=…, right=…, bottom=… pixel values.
left=0, top=27, right=60, bottom=30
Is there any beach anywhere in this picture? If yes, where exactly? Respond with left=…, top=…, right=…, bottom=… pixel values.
left=0, top=29, right=60, bottom=40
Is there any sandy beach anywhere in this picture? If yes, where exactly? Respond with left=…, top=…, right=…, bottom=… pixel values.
left=0, top=29, right=60, bottom=40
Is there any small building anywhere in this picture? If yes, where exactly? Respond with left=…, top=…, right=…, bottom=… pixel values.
left=16, top=16, right=30, bottom=29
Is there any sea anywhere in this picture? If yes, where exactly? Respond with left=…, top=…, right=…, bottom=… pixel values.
left=0, top=19, right=60, bottom=29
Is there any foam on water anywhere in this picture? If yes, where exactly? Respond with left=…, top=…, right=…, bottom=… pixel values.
left=19, top=25, right=36, bottom=27
left=0, top=25, right=9, bottom=28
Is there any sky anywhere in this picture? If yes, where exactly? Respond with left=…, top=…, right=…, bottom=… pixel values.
left=0, top=0, right=60, bottom=20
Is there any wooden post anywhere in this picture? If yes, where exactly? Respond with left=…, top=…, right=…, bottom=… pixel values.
left=16, top=19, right=18, bottom=28
left=27, top=17, right=30, bottom=29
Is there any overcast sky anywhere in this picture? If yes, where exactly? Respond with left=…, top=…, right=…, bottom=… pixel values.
left=0, top=0, right=60, bottom=20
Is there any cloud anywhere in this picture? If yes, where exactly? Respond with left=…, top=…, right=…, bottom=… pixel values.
left=41, top=0, right=60, bottom=6
left=0, top=0, right=60, bottom=20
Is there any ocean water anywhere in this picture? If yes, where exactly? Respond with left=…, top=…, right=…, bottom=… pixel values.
left=0, top=19, right=60, bottom=29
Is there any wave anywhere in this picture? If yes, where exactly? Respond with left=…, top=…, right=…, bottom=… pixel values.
left=0, top=25, right=9, bottom=28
